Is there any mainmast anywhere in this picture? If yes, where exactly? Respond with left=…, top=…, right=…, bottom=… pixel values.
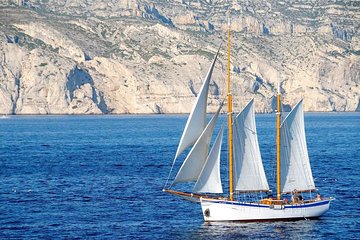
left=227, top=17, right=234, bottom=202
left=276, top=81, right=281, bottom=200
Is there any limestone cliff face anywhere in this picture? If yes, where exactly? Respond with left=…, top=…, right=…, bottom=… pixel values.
left=0, top=0, right=359, bottom=114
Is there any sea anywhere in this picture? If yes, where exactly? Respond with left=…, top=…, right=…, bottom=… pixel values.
left=0, top=113, right=359, bottom=239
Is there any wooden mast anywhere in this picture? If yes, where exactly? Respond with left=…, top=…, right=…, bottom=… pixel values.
left=227, top=18, right=234, bottom=202
left=276, top=81, right=281, bottom=200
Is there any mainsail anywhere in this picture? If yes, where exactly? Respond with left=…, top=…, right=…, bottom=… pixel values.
left=174, top=50, right=219, bottom=160
left=193, top=126, right=224, bottom=193
left=173, top=105, right=222, bottom=184
left=233, top=99, right=270, bottom=192
left=280, top=99, right=315, bottom=193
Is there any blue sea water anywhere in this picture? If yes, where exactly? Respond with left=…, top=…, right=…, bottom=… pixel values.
left=0, top=113, right=359, bottom=239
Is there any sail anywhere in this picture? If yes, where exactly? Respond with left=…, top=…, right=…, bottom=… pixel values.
left=280, top=99, right=315, bottom=193
left=233, top=99, right=270, bottom=192
left=193, top=126, right=224, bottom=193
left=173, top=105, right=222, bottom=184
left=174, top=49, right=219, bottom=159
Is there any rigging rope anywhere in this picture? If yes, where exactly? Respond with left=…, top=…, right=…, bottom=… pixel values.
left=163, top=155, right=177, bottom=190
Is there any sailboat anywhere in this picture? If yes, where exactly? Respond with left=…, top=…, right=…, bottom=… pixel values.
left=163, top=21, right=333, bottom=221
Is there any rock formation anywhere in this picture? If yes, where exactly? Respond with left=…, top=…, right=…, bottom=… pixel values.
left=0, top=0, right=359, bottom=114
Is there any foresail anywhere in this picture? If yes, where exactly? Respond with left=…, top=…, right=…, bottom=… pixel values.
left=173, top=104, right=222, bottom=184
left=174, top=49, right=220, bottom=159
left=193, top=126, right=224, bottom=193
left=280, top=99, right=315, bottom=193
left=233, top=99, right=270, bottom=192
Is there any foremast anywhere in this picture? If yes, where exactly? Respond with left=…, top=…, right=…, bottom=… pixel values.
left=276, top=81, right=281, bottom=200
left=227, top=18, right=234, bottom=202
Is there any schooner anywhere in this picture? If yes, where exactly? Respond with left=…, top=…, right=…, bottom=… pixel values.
left=163, top=20, right=333, bottom=221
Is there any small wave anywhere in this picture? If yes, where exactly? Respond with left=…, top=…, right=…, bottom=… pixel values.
left=143, top=164, right=166, bottom=168
left=82, top=196, right=92, bottom=202
left=113, top=164, right=126, bottom=167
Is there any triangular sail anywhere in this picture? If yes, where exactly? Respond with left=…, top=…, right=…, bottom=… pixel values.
left=193, top=126, right=224, bottom=193
left=173, top=104, right=222, bottom=184
left=174, top=49, right=220, bottom=160
left=233, top=99, right=270, bottom=192
left=280, top=99, right=315, bottom=193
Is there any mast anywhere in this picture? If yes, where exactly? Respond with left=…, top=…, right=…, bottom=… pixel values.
left=276, top=81, right=281, bottom=200
left=227, top=17, right=234, bottom=201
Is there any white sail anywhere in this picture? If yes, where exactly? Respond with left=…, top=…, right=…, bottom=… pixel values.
left=233, top=99, right=270, bottom=192
left=174, top=50, right=219, bottom=159
left=173, top=105, right=222, bottom=184
left=280, top=99, right=315, bottom=193
left=193, top=126, right=224, bottom=193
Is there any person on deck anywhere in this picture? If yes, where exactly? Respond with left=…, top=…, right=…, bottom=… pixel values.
left=292, top=189, right=300, bottom=203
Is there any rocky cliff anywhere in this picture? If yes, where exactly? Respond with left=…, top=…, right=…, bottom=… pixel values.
left=0, top=0, right=359, bottom=114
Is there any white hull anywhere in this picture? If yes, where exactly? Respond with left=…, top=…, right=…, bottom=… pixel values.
left=200, top=198, right=332, bottom=221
